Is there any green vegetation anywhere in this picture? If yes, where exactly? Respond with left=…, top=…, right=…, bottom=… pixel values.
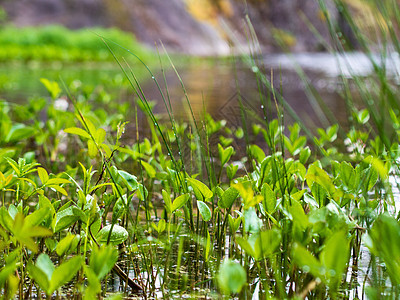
left=1, top=0, right=400, bottom=299
left=0, top=25, right=152, bottom=63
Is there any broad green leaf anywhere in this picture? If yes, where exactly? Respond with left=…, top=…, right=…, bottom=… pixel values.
left=0, top=206, right=14, bottom=232
left=162, top=189, right=172, bottom=213
left=96, top=225, right=128, bottom=245
left=56, top=234, right=76, bottom=257
left=244, top=207, right=262, bottom=234
left=262, top=183, right=276, bottom=214
left=0, top=261, right=17, bottom=286
left=25, top=207, right=50, bottom=228
left=140, top=161, right=156, bottom=178
left=228, top=215, right=241, bottom=234
left=232, top=181, right=254, bottom=208
left=35, top=253, right=55, bottom=282
left=40, top=78, right=61, bottom=99
left=299, top=146, right=311, bottom=164
left=118, top=170, right=138, bottom=191
left=37, top=167, right=49, bottom=185
left=218, top=187, right=239, bottom=209
left=50, top=256, right=84, bottom=294
left=363, top=155, right=388, bottom=180
left=157, top=219, right=166, bottom=233
left=55, top=207, right=79, bottom=233
left=292, top=243, right=323, bottom=278
left=88, top=140, right=98, bottom=158
left=366, top=214, right=400, bottom=285
left=249, top=144, right=265, bottom=162
left=187, top=177, right=213, bottom=200
left=49, top=184, right=68, bottom=196
left=90, top=245, right=118, bottom=280
left=226, top=164, right=239, bottom=180
left=217, top=259, right=247, bottom=294
left=320, top=230, right=350, bottom=290
left=254, top=229, right=282, bottom=259
left=197, top=201, right=211, bottom=222
left=64, top=127, right=91, bottom=139
left=6, top=124, right=35, bottom=143
left=95, top=128, right=106, bottom=144
left=340, top=162, right=355, bottom=190
left=27, top=263, right=50, bottom=293
left=306, top=165, right=339, bottom=199
left=218, top=144, right=234, bottom=166
left=172, top=193, right=190, bottom=212
left=46, top=178, right=71, bottom=186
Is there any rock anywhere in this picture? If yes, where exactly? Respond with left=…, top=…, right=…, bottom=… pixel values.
left=0, top=0, right=338, bottom=55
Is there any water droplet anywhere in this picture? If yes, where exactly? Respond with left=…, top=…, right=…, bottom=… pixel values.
left=178, top=151, right=181, bottom=155
left=151, top=76, right=155, bottom=79
left=251, top=66, right=259, bottom=73
left=154, top=122, right=158, bottom=126
left=261, top=105, right=264, bottom=109
left=168, top=153, right=171, bottom=156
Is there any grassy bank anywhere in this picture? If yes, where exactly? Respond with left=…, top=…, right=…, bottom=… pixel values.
left=0, top=25, right=153, bottom=63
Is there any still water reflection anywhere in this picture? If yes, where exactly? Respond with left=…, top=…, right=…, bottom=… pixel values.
left=0, top=53, right=377, bottom=129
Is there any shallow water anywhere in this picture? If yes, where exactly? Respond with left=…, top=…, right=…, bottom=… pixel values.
left=0, top=53, right=351, bottom=130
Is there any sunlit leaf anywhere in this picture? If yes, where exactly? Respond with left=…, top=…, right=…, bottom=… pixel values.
left=197, top=200, right=211, bottom=222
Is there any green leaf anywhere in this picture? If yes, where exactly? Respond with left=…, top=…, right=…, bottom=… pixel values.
left=261, top=183, right=276, bottom=214
left=37, top=167, right=49, bottom=185
left=340, top=162, right=355, bottom=190
left=35, top=253, right=55, bottom=282
left=27, top=263, right=50, bottom=293
left=292, top=243, right=324, bottom=278
left=90, top=245, right=118, bottom=280
left=40, top=78, right=61, bottom=99
left=228, top=215, right=241, bottom=234
left=49, top=256, right=83, bottom=294
left=96, top=225, right=128, bottom=245
left=320, top=230, right=350, bottom=290
left=205, top=229, right=211, bottom=262
left=64, top=127, right=91, bottom=139
left=363, top=155, right=389, bottom=180
left=197, top=201, right=212, bottom=222
left=25, top=207, right=50, bottom=228
left=218, top=187, right=239, bottom=209
left=162, top=189, right=172, bottom=213
left=56, top=234, right=76, bottom=257
left=254, top=229, right=282, bottom=259
left=6, top=124, right=35, bottom=143
left=49, top=184, right=68, bottom=196
left=0, top=206, right=14, bottom=232
left=187, top=177, right=213, bottom=201
left=226, top=164, right=239, bottom=180
left=217, top=259, right=247, bottom=294
left=95, top=128, right=106, bottom=144
left=88, top=140, right=98, bottom=158
left=140, top=161, right=156, bottom=178
left=249, top=144, right=265, bottom=162
left=171, top=193, right=190, bottom=212
left=299, top=146, right=311, bottom=164
left=218, top=144, right=234, bottom=166
left=118, top=170, right=138, bottom=191
left=55, top=207, right=79, bottom=233
left=244, top=207, right=262, bottom=234
left=366, top=214, right=400, bottom=285
left=46, top=178, right=71, bottom=186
